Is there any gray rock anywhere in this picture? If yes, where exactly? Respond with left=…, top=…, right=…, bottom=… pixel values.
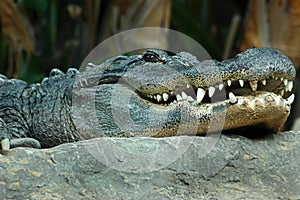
left=1, top=131, right=299, bottom=199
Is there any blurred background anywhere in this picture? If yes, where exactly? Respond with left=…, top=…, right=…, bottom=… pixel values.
left=0, top=0, right=300, bottom=128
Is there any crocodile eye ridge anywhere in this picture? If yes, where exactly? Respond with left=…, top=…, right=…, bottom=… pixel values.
left=143, top=52, right=161, bottom=63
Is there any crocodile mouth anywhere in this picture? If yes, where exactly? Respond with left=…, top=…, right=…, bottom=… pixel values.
left=138, top=75, right=295, bottom=106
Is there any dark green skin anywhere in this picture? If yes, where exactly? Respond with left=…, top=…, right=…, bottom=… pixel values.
left=0, top=48, right=296, bottom=148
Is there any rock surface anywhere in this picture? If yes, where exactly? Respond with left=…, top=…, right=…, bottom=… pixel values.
left=1, top=131, right=300, bottom=199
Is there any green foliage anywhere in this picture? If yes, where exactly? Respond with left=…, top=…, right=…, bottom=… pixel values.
left=171, top=0, right=221, bottom=59
left=0, top=40, right=8, bottom=74
left=19, top=0, right=48, bottom=15
left=20, top=54, right=44, bottom=84
left=0, top=0, right=244, bottom=82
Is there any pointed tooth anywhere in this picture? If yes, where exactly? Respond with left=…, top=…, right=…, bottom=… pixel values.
left=283, top=79, right=288, bottom=86
left=218, top=83, right=224, bottom=91
left=157, top=94, right=162, bottom=102
left=181, top=91, right=188, bottom=100
left=249, top=80, right=258, bottom=92
left=196, top=88, right=206, bottom=103
left=275, top=77, right=278, bottom=80
left=187, top=84, right=190, bottom=89
left=288, top=81, right=293, bottom=92
left=187, top=96, right=194, bottom=101
left=261, top=79, right=267, bottom=85
left=272, top=74, right=275, bottom=79
left=149, top=95, right=153, bottom=99
left=286, top=94, right=295, bottom=105
left=176, top=94, right=182, bottom=101
left=285, top=86, right=289, bottom=92
left=208, top=86, right=215, bottom=97
left=170, top=90, right=174, bottom=95
left=153, top=95, right=157, bottom=100
left=280, top=77, right=284, bottom=81
left=239, top=80, right=244, bottom=87
left=162, top=93, right=169, bottom=101
left=280, top=89, right=284, bottom=96
left=227, top=80, right=232, bottom=86
left=1, top=138, right=10, bottom=151
left=228, top=92, right=237, bottom=104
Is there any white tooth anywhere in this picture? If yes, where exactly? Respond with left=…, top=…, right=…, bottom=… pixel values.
left=261, top=79, right=267, bottom=85
left=285, top=85, right=289, bottom=92
left=280, top=89, right=284, bottom=96
left=208, top=86, right=215, bottom=97
left=197, top=88, right=206, bottom=103
left=170, top=90, right=174, bottom=95
left=219, top=83, right=224, bottom=91
left=272, top=74, right=275, bottom=79
left=181, top=91, right=188, bottom=100
left=1, top=138, right=10, bottom=151
left=176, top=94, right=182, bottom=101
left=284, top=79, right=288, bottom=86
left=227, top=80, right=232, bottom=86
left=153, top=95, right=157, bottom=100
left=286, top=94, right=295, bottom=105
left=239, top=80, right=244, bottom=87
left=187, top=96, right=194, bottom=101
left=275, top=77, right=278, bottom=80
left=280, top=77, right=283, bottom=81
left=249, top=80, right=258, bottom=92
left=162, top=93, right=169, bottom=101
left=187, top=84, right=190, bottom=89
left=288, top=81, right=293, bottom=92
left=149, top=95, right=153, bottom=99
left=157, top=94, right=162, bottom=102
left=229, top=92, right=237, bottom=104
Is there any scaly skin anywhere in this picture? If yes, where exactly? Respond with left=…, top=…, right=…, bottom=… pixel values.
left=0, top=47, right=296, bottom=149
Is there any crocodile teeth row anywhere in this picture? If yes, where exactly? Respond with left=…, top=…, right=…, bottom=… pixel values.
left=230, top=78, right=293, bottom=93
left=149, top=78, right=293, bottom=103
left=176, top=88, right=238, bottom=104
left=148, top=93, right=169, bottom=102
left=176, top=92, right=195, bottom=102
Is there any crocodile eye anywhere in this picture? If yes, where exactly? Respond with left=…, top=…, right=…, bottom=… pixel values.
left=143, top=53, right=161, bottom=63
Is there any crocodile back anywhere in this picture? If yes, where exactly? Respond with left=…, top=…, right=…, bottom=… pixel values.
left=0, top=76, right=31, bottom=139
left=29, top=69, right=81, bottom=147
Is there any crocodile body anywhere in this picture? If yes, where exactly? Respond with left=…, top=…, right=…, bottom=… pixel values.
left=0, top=47, right=296, bottom=149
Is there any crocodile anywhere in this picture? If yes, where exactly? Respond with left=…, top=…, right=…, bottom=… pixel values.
left=0, top=47, right=296, bottom=150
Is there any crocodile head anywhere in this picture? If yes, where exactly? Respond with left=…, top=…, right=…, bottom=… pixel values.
left=74, top=47, right=296, bottom=138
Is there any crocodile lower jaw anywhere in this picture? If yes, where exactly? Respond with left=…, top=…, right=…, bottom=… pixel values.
left=151, top=92, right=294, bottom=136
left=211, top=92, right=294, bottom=133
